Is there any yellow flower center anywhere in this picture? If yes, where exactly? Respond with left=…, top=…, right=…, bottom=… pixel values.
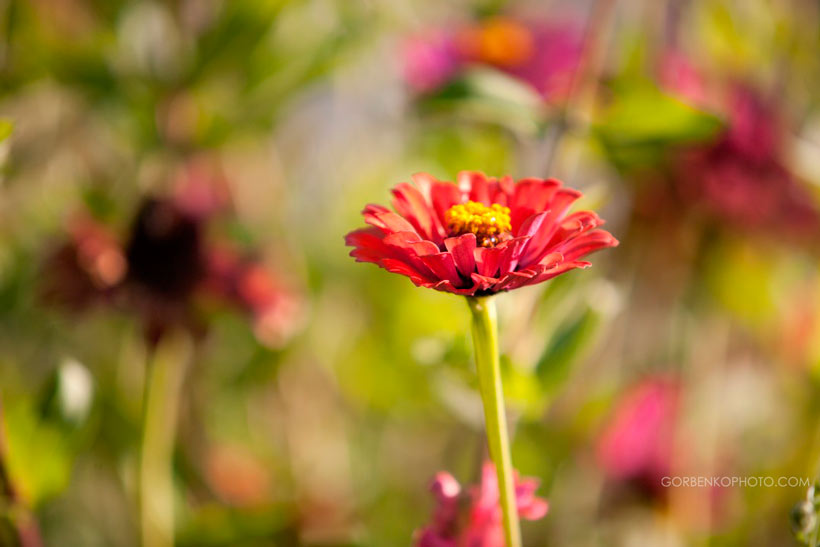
left=445, top=201, right=512, bottom=247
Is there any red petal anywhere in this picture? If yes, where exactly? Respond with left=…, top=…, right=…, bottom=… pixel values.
left=497, top=236, right=531, bottom=275
left=391, top=182, right=443, bottom=243
left=496, top=175, right=515, bottom=203
left=382, top=231, right=439, bottom=276
left=555, top=230, right=619, bottom=262
left=474, top=247, right=503, bottom=278
left=364, top=209, right=418, bottom=234
left=420, top=252, right=462, bottom=284
left=379, top=258, right=436, bottom=285
left=526, top=260, right=591, bottom=286
left=430, top=181, right=463, bottom=228
left=409, top=172, right=438, bottom=198
left=537, top=252, right=564, bottom=268
left=432, top=279, right=481, bottom=295
left=383, top=232, right=440, bottom=257
left=518, top=188, right=584, bottom=266
left=470, top=273, right=500, bottom=292
left=459, top=171, right=492, bottom=205
left=444, top=233, right=477, bottom=277
left=493, top=269, right=537, bottom=292
left=510, top=178, right=562, bottom=231
left=545, top=210, right=604, bottom=248
left=345, top=227, right=391, bottom=264
left=561, top=210, right=604, bottom=232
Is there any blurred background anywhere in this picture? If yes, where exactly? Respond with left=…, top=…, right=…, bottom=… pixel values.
left=2, top=0, right=820, bottom=545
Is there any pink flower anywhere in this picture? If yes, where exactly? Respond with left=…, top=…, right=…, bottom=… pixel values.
left=597, top=378, right=679, bottom=488
left=403, top=31, right=463, bottom=93
left=403, top=17, right=583, bottom=102
left=657, top=50, right=708, bottom=108
left=677, top=86, right=819, bottom=236
left=475, top=20, right=583, bottom=100
left=345, top=172, right=617, bottom=296
left=415, top=462, right=548, bottom=547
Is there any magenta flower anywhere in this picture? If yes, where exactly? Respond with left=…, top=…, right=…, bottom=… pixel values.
left=476, top=20, right=582, bottom=100
left=415, top=462, right=548, bottom=547
left=677, top=85, right=819, bottom=236
left=403, top=17, right=582, bottom=102
left=657, top=50, right=708, bottom=108
left=653, top=53, right=819, bottom=238
left=403, top=31, right=464, bottom=93
left=597, top=378, right=679, bottom=489
left=345, top=172, right=617, bottom=296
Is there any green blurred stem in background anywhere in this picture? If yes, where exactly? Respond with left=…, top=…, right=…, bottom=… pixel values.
left=140, top=333, right=192, bottom=547
left=467, top=296, right=521, bottom=547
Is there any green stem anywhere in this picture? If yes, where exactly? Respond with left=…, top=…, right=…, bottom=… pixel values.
left=140, top=332, right=192, bottom=547
left=467, top=296, right=521, bottom=547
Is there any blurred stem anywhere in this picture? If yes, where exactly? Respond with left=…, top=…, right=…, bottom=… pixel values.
left=0, top=396, right=42, bottom=547
left=542, top=0, right=617, bottom=178
left=140, top=332, right=192, bottom=547
left=466, top=296, right=521, bottom=547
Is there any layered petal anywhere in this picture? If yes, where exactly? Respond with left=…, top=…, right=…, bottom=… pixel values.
left=346, top=172, right=618, bottom=296
left=444, top=233, right=477, bottom=278
left=414, top=462, right=548, bottom=546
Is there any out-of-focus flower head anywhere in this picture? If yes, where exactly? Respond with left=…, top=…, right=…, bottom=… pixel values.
left=403, top=16, right=583, bottom=101
left=676, top=85, right=819, bottom=237
left=657, top=50, right=709, bottom=109
left=651, top=51, right=820, bottom=240
left=41, top=214, right=127, bottom=311
left=123, top=194, right=208, bottom=343
left=403, top=31, right=464, bottom=94
left=171, top=156, right=232, bottom=219
left=205, top=246, right=306, bottom=349
left=204, top=443, right=272, bottom=508
left=597, top=377, right=680, bottom=492
left=42, top=159, right=302, bottom=348
left=346, top=172, right=617, bottom=296
left=415, top=461, right=548, bottom=547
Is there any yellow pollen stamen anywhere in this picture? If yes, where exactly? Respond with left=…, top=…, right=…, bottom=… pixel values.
left=445, top=201, right=512, bottom=248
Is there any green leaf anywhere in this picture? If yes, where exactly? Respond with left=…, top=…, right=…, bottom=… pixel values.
left=417, top=68, right=546, bottom=136
left=594, top=82, right=722, bottom=170
left=4, top=401, right=72, bottom=506
left=536, top=309, right=600, bottom=393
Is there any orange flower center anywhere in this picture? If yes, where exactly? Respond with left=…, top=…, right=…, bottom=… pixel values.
left=445, top=201, right=512, bottom=247
left=458, top=17, right=534, bottom=67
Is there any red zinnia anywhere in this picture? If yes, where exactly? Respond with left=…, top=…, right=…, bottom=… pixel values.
left=345, top=172, right=618, bottom=295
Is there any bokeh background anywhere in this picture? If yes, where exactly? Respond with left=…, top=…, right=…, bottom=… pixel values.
left=2, top=0, right=820, bottom=545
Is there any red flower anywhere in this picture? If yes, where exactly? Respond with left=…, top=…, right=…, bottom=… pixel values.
left=345, top=172, right=618, bottom=295
left=415, top=462, right=548, bottom=547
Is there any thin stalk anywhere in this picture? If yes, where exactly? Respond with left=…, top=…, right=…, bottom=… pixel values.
left=139, top=332, right=192, bottom=547
left=466, top=296, right=520, bottom=547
